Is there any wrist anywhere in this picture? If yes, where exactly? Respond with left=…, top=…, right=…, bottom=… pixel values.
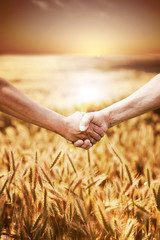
left=58, top=115, right=73, bottom=140
left=102, top=100, right=131, bottom=128
left=99, top=108, right=112, bottom=129
left=54, top=115, right=67, bottom=138
left=41, top=109, right=66, bottom=138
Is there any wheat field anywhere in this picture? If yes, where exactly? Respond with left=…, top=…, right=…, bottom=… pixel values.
left=0, top=55, right=160, bottom=239
left=0, top=103, right=160, bottom=240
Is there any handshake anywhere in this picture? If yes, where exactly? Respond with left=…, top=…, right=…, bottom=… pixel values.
left=62, top=109, right=109, bottom=150
left=1, top=74, right=159, bottom=147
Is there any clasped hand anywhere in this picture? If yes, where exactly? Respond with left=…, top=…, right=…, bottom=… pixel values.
left=65, top=110, right=108, bottom=150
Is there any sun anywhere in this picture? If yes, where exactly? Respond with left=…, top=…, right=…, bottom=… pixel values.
left=80, top=84, right=100, bottom=103
left=69, top=69, right=104, bottom=106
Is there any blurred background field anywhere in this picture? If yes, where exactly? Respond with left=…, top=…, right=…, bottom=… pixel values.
left=0, top=54, right=159, bottom=110
left=0, top=54, right=160, bottom=239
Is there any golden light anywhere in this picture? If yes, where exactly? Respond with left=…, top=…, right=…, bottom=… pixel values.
left=80, top=84, right=100, bottom=103
left=69, top=69, right=105, bottom=106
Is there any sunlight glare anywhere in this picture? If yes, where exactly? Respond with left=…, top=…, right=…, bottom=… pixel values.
left=80, top=84, right=100, bottom=103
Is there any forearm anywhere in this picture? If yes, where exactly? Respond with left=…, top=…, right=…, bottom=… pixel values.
left=103, top=74, right=160, bottom=128
left=0, top=77, right=65, bottom=136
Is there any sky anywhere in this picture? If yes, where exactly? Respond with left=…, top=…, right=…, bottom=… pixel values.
left=0, top=0, right=160, bottom=55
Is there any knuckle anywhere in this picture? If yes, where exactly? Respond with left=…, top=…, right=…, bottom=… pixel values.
left=99, top=128, right=104, bottom=135
left=86, top=129, right=92, bottom=135
left=96, top=135, right=101, bottom=141
left=80, top=134, right=87, bottom=140
left=101, top=131, right=105, bottom=137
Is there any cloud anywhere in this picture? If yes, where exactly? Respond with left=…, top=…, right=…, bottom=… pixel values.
left=53, top=0, right=70, bottom=9
left=31, top=0, right=75, bottom=11
left=31, top=0, right=111, bottom=14
left=31, top=0, right=50, bottom=11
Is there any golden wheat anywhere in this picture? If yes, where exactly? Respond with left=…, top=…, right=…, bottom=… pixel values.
left=0, top=105, right=160, bottom=239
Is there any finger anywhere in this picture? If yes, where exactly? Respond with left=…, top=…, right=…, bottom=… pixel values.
left=78, top=133, right=90, bottom=141
left=87, top=130, right=102, bottom=142
left=80, top=113, right=94, bottom=132
left=81, top=139, right=92, bottom=150
left=67, top=140, right=72, bottom=144
left=86, top=143, right=92, bottom=150
left=74, top=139, right=84, bottom=147
left=92, top=124, right=105, bottom=137
left=86, top=123, right=104, bottom=142
left=90, top=138, right=97, bottom=145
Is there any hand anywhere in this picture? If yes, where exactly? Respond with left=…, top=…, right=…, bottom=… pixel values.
left=73, top=110, right=108, bottom=148
left=63, top=111, right=105, bottom=149
left=80, top=110, right=108, bottom=132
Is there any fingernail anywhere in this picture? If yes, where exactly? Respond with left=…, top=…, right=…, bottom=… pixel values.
left=80, top=125, right=86, bottom=131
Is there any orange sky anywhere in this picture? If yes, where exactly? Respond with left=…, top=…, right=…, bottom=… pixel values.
left=0, top=0, right=160, bottom=55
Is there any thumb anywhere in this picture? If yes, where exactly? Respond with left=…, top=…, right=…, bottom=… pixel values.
left=80, top=113, right=94, bottom=131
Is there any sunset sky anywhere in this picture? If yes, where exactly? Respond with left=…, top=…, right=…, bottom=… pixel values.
left=0, top=0, right=160, bottom=55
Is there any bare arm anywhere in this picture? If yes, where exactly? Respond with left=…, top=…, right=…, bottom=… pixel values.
left=0, top=77, right=65, bottom=135
left=78, top=74, right=160, bottom=139
left=0, top=77, right=104, bottom=148
left=106, top=73, right=160, bottom=128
